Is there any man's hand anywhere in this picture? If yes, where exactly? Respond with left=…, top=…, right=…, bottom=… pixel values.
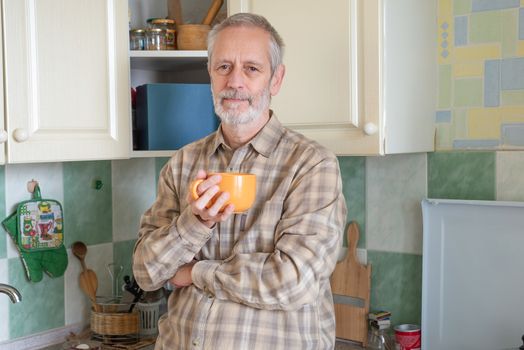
left=170, top=261, right=196, bottom=288
left=188, top=169, right=235, bottom=228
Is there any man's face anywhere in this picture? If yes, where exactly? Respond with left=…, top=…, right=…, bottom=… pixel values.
left=208, top=26, right=283, bottom=126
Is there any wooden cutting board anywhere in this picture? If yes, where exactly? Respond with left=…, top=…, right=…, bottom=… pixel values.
left=330, top=221, right=371, bottom=347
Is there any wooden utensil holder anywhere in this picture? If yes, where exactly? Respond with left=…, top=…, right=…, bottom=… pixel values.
left=91, top=310, right=138, bottom=336
left=90, top=297, right=139, bottom=344
left=176, top=24, right=210, bottom=50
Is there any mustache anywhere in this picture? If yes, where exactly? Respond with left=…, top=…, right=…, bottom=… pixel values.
left=218, top=89, right=253, bottom=104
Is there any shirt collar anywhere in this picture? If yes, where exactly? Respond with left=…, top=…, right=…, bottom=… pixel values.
left=207, top=111, right=285, bottom=158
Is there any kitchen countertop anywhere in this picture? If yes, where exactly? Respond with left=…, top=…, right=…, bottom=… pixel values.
left=335, top=339, right=374, bottom=349
left=41, top=339, right=372, bottom=350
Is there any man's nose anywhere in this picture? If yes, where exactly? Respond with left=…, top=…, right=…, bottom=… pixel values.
left=226, top=66, right=245, bottom=89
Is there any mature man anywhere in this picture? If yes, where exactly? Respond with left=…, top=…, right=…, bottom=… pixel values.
left=133, top=13, right=347, bottom=349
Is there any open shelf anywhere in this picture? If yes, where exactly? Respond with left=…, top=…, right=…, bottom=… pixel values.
left=129, top=50, right=208, bottom=71
left=131, top=150, right=176, bottom=158
left=129, top=50, right=212, bottom=158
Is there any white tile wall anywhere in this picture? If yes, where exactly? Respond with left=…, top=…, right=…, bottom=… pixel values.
left=64, top=243, right=113, bottom=325
left=496, top=151, right=524, bottom=201
left=0, top=258, right=9, bottom=341
left=366, top=153, right=427, bottom=254
left=112, top=159, right=156, bottom=242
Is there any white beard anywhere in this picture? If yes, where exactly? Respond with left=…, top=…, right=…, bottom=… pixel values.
left=213, top=86, right=271, bottom=126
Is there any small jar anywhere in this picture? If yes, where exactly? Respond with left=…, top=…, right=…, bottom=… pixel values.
left=151, top=19, right=176, bottom=50
left=129, top=29, right=146, bottom=50
left=146, top=28, right=166, bottom=50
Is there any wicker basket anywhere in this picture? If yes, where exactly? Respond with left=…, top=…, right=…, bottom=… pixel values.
left=91, top=310, right=138, bottom=336
left=90, top=296, right=139, bottom=344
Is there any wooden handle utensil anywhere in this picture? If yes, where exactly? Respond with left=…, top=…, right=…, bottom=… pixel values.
left=168, top=0, right=183, bottom=25
left=72, top=241, right=102, bottom=312
left=202, top=0, right=223, bottom=25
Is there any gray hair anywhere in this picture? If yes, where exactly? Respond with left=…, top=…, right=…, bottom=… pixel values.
left=207, top=13, right=285, bottom=75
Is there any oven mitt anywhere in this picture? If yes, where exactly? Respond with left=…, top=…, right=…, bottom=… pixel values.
left=2, top=185, right=68, bottom=283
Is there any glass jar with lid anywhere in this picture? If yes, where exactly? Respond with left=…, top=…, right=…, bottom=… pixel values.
left=129, top=29, right=146, bottom=50
left=146, top=28, right=166, bottom=50
left=150, top=19, right=176, bottom=50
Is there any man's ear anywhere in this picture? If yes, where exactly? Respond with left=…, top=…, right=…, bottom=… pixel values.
left=270, top=64, right=285, bottom=96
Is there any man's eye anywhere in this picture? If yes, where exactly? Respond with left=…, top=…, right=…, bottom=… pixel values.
left=246, top=66, right=259, bottom=72
left=217, top=65, right=230, bottom=73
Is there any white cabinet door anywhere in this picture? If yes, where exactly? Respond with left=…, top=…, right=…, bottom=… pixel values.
left=3, top=0, right=131, bottom=163
left=228, top=0, right=436, bottom=155
left=228, top=0, right=375, bottom=154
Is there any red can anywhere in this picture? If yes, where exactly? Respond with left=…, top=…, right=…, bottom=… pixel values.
left=394, top=324, right=421, bottom=350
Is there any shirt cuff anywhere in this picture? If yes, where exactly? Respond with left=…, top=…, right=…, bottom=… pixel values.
left=192, top=259, right=221, bottom=295
left=174, top=206, right=214, bottom=248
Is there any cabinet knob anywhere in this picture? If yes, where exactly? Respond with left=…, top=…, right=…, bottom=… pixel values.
left=363, top=122, right=378, bottom=136
left=13, top=128, right=29, bottom=142
left=0, top=130, right=8, bottom=144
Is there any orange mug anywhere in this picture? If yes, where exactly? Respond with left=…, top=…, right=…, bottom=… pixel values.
left=190, top=172, right=256, bottom=213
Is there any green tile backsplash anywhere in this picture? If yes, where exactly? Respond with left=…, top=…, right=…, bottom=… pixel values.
left=338, top=156, right=366, bottom=247
left=63, top=161, right=113, bottom=246
left=428, top=151, right=496, bottom=199
left=155, top=157, right=170, bottom=182
left=0, top=150, right=523, bottom=343
left=8, top=258, right=65, bottom=339
left=368, top=250, right=422, bottom=326
left=113, top=239, right=137, bottom=282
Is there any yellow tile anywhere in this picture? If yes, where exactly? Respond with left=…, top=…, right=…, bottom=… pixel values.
left=518, top=41, right=524, bottom=56
left=499, top=107, right=524, bottom=120
left=501, top=91, right=524, bottom=106
left=439, top=0, right=452, bottom=19
left=521, top=0, right=524, bottom=7
left=468, top=107, right=524, bottom=139
left=468, top=109, right=501, bottom=139
left=454, top=44, right=500, bottom=62
left=453, top=62, right=484, bottom=77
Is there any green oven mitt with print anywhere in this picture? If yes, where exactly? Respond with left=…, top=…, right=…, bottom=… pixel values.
left=2, top=185, right=68, bottom=283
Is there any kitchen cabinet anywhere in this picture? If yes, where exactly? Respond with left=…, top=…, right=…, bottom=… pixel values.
left=228, top=0, right=437, bottom=155
left=1, top=0, right=131, bottom=164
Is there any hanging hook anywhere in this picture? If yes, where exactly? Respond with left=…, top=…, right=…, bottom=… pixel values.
left=27, top=179, right=39, bottom=193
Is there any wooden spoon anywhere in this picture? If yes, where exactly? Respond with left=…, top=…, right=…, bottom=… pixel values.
left=167, top=0, right=183, bottom=25
left=72, top=241, right=101, bottom=312
left=202, top=0, right=223, bottom=25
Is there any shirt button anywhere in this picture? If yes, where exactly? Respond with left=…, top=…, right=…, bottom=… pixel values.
left=193, top=338, right=200, bottom=346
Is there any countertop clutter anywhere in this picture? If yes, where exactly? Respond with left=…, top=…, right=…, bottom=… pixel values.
left=40, top=340, right=155, bottom=350
left=41, top=339, right=366, bottom=350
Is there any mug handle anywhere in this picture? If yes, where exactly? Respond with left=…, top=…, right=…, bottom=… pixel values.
left=190, top=179, right=205, bottom=200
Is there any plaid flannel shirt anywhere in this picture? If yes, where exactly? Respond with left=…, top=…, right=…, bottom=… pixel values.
left=133, top=115, right=347, bottom=350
